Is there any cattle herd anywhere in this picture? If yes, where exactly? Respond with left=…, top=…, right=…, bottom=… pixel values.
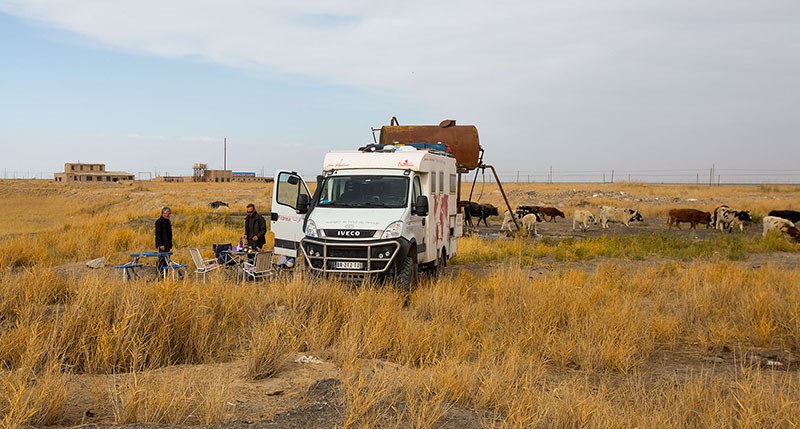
left=460, top=201, right=800, bottom=243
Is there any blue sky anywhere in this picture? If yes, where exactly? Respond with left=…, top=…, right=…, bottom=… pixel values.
left=1, top=1, right=799, bottom=182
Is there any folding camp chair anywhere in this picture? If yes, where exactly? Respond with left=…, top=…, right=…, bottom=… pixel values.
left=189, top=247, right=222, bottom=281
left=241, top=250, right=275, bottom=282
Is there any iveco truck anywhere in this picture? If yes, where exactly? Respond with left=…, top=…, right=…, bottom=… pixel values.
left=271, top=144, right=462, bottom=287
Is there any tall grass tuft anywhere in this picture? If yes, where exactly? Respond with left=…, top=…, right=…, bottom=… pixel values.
left=110, top=369, right=231, bottom=425
left=245, top=312, right=297, bottom=380
left=0, top=365, right=70, bottom=428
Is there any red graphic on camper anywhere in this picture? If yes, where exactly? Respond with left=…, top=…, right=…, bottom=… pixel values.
left=397, top=159, right=414, bottom=167
left=433, top=194, right=449, bottom=245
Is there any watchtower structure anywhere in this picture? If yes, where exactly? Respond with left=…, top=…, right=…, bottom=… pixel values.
left=192, top=163, right=207, bottom=182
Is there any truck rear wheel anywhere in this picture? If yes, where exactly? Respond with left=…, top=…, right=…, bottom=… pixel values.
left=430, top=248, right=446, bottom=278
left=395, top=255, right=417, bottom=291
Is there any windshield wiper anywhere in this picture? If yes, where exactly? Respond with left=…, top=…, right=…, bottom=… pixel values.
left=323, top=202, right=359, bottom=207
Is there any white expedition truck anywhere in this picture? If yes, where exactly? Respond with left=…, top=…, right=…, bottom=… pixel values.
left=271, top=145, right=462, bottom=287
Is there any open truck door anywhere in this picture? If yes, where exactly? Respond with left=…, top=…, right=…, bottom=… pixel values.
left=271, top=170, right=310, bottom=258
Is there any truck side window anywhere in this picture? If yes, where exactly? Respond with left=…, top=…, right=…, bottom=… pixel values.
left=449, top=174, right=457, bottom=194
left=439, top=172, right=444, bottom=194
left=413, top=176, right=422, bottom=205
left=430, top=173, right=436, bottom=193
left=276, top=172, right=309, bottom=209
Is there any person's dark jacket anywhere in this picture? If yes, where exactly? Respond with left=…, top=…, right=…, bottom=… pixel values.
left=245, top=211, right=267, bottom=249
left=155, top=216, right=173, bottom=252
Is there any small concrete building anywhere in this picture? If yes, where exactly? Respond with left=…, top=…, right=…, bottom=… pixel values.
left=189, top=163, right=271, bottom=183
left=54, top=163, right=135, bottom=183
left=231, top=171, right=273, bottom=183
left=152, top=176, right=188, bottom=183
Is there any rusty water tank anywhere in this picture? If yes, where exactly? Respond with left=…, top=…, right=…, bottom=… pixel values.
left=379, top=119, right=481, bottom=171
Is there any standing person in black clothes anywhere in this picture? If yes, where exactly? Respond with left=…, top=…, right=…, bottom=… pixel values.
left=155, top=206, right=173, bottom=275
left=245, top=203, right=267, bottom=250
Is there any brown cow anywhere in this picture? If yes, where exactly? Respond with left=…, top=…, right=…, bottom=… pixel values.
left=668, top=208, right=712, bottom=230
left=539, top=206, right=565, bottom=222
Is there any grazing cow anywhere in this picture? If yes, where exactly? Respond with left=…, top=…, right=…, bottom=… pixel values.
left=768, top=210, right=800, bottom=224
left=522, top=213, right=542, bottom=236
left=502, top=210, right=541, bottom=232
left=462, top=202, right=499, bottom=227
left=762, top=216, right=800, bottom=242
left=573, top=209, right=598, bottom=232
left=208, top=200, right=229, bottom=209
left=539, top=207, right=565, bottom=222
left=516, top=205, right=541, bottom=218
left=668, top=208, right=712, bottom=230
left=500, top=210, right=515, bottom=232
left=712, top=205, right=752, bottom=233
left=599, top=206, right=644, bottom=229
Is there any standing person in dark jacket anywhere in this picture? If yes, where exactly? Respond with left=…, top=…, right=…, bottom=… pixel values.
left=155, top=206, right=173, bottom=275
left=245, top=203, right=267, bottom=250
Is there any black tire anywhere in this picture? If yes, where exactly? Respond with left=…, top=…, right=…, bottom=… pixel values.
left=431, top=248, right=446, bottom=278
left=395, top=255, right=417, bottom=291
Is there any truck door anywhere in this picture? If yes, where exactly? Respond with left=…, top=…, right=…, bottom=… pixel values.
left=271, top=170, right=311, bottom=258
left=407, top=174, right=425, bottom=259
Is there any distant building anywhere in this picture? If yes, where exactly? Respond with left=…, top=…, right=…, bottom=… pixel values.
left=231, top=171, right=272, bottom=183
left=152, top=176, right=188, bottom=183
left=188, top=163, right=272, bottom=183
left=54, top=163, right=135, bottom=183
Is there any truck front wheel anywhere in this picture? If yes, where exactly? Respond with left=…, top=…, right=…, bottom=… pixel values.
left=395, top=255, right=417, bottom=291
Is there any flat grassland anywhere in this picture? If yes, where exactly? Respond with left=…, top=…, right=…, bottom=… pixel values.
left=1, top=179, right=800, bottom=428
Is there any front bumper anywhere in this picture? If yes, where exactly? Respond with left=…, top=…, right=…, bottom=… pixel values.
left=301, top=237, right=411, bottom=274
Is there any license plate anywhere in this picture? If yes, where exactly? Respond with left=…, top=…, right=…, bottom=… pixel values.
left=334, top=261, right=364, bottom=270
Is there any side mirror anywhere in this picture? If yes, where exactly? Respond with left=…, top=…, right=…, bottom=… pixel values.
left=413, top=195, right=429, bottom=216
left=296, top=194, right=310, bottom=214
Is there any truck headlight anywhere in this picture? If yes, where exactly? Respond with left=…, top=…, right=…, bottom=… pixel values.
left=381, top=220, right=403, bottom=239
left=305, top=219, right=319, bottom=238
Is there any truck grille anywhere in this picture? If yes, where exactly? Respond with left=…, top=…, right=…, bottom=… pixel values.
left=302, top=238, right=400, bottom=274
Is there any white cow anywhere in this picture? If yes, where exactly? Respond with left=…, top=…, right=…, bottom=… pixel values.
left=713, top=205, right=752, bottom=233
left=522, top=213, right=542, bottom=236
left=500, top=210, right=516, bottom=232
left=762, top=216, right=800, bottom=242
left=572, top=209, right=597, bottom=232
left=600, top=206, right=644, bottom=229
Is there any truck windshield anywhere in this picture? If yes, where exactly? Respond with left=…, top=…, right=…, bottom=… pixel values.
left=316, top=175, right=409, bottom=208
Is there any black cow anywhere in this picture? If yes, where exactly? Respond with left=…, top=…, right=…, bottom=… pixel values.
left=461, top=202, right=499, bottom=227
left=768, top=210, right=800, bottom=224
left=209, top=200, right=229, bottom=209
left=516, top=205, right=541, bottom=219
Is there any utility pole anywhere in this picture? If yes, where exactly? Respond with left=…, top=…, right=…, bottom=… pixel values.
left=224, top=138, right=227, bottom=171
left=709, top=164, right=714, bottom=186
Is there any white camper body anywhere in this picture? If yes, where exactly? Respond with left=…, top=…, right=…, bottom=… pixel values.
left=271, top=146, right=461, bottom=285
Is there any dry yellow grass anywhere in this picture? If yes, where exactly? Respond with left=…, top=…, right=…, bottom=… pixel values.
left=1, top=179, right=799, bottom=426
